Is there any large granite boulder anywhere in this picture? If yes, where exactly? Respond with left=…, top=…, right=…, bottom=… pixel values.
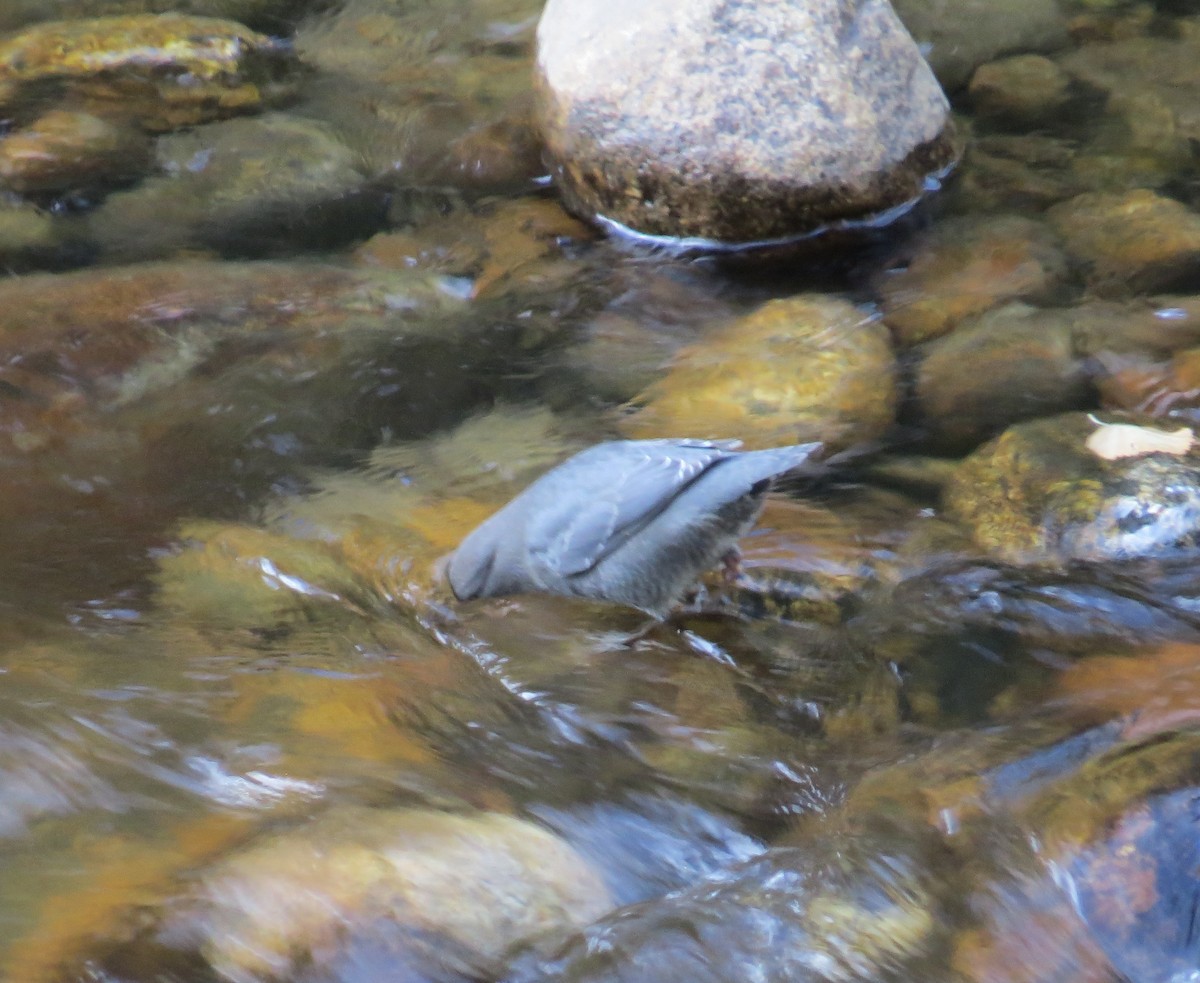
left=535, top=0, right=958, bottom=248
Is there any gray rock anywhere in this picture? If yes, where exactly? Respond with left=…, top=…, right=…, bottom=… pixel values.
left=535, top=0, right=958, bottom=247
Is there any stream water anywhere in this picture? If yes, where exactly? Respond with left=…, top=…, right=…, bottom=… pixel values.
left=0, top=1, right=1199, bottom=982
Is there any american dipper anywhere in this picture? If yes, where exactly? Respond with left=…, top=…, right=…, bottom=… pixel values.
left=446, top=438, right=822, bottom=617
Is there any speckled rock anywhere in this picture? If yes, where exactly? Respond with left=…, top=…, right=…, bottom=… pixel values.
left=88, top=112, right=383, bottom=261
left=164, top=806, right=614, bottom=982
left=0, top=14, right=300, bottom=132
left=943, top=412, right=1200, bottom=564
left=535, top=0, right=958, bottom=246
left=968, top=55, right=1073, bottom=125
left=622, top=295, right=898, bottom=451
left=892, top=0, right=1068, bottom=92
left=1048, top=189, right=1200, bottom=296
left=914, top=303, right=1092, bottom=452
left=880, top=214, right=1069, bottom=346
left=0, top=109, right=151, bottom=197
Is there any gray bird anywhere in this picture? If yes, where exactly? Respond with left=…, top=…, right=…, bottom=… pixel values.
left=446, top=438, right=823, bottom=617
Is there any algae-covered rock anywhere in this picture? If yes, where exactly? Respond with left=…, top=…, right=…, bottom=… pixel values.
left=880, top=213, right=1068, bottom=346
left=943, top=412, right=1200, bottom=563
left=535, top=0, right=957, bottom=246
left=1048, top=189, right=1200, bottom=296
left=623, top=295, right=897, bottom=451
left=914, top=303, right=1091, bottom=452
left=0, top=14, right=300, bottom=132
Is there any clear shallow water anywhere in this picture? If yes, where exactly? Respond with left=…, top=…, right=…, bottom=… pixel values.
left=0, top=1, right=1199, bottom=981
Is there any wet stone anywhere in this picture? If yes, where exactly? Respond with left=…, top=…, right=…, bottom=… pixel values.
left=880, top=213, right=1069, bottom=347
left=943, top=411, right=1200, bottom=564
left=535, top=0, right=958, bottom=247
left=914, top=302, right=1092, bottom=453
left=968, top=54, right=1074, bottom=126
left=891, top=0, right=1068, bottom=92
left=0, top=0, right=319, bottom=34
left=1069, top=787, right=1200, bottom=983
left=295, top=0, right=542, bottom=193
left=154, top=806, right=614, bottom=982
left=622, top=295, right=898, bottom=451
left=0, top=14, right=301, bottom=133
left=0, top=109, right=151, bottom=198
left=88, top=113, right=382, bottom=262
left=1059, top=24, right=1200, bottom=148
left=952, top=133, right=1084, bottom=214
left=1048, top=189, right=1200, bottom=296
left=508, top=819, right=947, bottom=983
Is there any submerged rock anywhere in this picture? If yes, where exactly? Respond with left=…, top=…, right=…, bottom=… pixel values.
left=891, top=0, right=1068, bottom=92
left=914, top=303, right=1092, bottom=452
left=535, top=0, right=957, bottom=248
left=159, top=806, right=614, bottom=982
left=88, top=112, right=383, bottom=261
left=295, top=0, right=544, bottom=194
left=622, top=295, right=897, bottom=451
left=1048, top=189, right=1200, bottom=296
left=879, top=213, right=1068, bottom=347
left=0, top=0, right=318, bottom=34
left=507, top=818, right=947, bottom=983
left=0, top=14, right=300, bottom=132
left=0, top=109, right=151, bottom=197
left=943, top=412, right=1200, bottom=564
left=968, top=54, right=1074, bottom=126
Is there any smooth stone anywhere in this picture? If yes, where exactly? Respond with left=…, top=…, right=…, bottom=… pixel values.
left=622, top=295, right=898, bottom=452
left=535, top=0, right=958, bottom=247
left=1048, top=189, right=1200, bottom=296
left=914, top=303, right=1092, bottom=453
left=968, top=54, right=1074, bottom=126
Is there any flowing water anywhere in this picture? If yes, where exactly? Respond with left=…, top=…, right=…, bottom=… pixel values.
left=0, top=1, right=1199, bottom=981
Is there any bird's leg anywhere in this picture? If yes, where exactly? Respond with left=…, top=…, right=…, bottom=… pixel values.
left=720, top=547, right=743, bottom=585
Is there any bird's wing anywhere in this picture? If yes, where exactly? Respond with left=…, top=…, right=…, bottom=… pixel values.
left=527, top=441, right=735, bottom=577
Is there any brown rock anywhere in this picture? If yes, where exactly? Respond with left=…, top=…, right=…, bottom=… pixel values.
left=914, top=303, right=1092, bottom=452
left=881, top=214, right=1068, bottom=346
left=1048, top=189, right=1200, bottom=295
left=0, top=109, right=151, bottom=196
left=968, top=55, right=1073, bottom=125
left=535, top=0, right=957, bottom=245
left=622, top=295, right=898, bottom=451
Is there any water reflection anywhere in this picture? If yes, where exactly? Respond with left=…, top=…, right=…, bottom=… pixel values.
left=1, top=0, right=1200, bottom=981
